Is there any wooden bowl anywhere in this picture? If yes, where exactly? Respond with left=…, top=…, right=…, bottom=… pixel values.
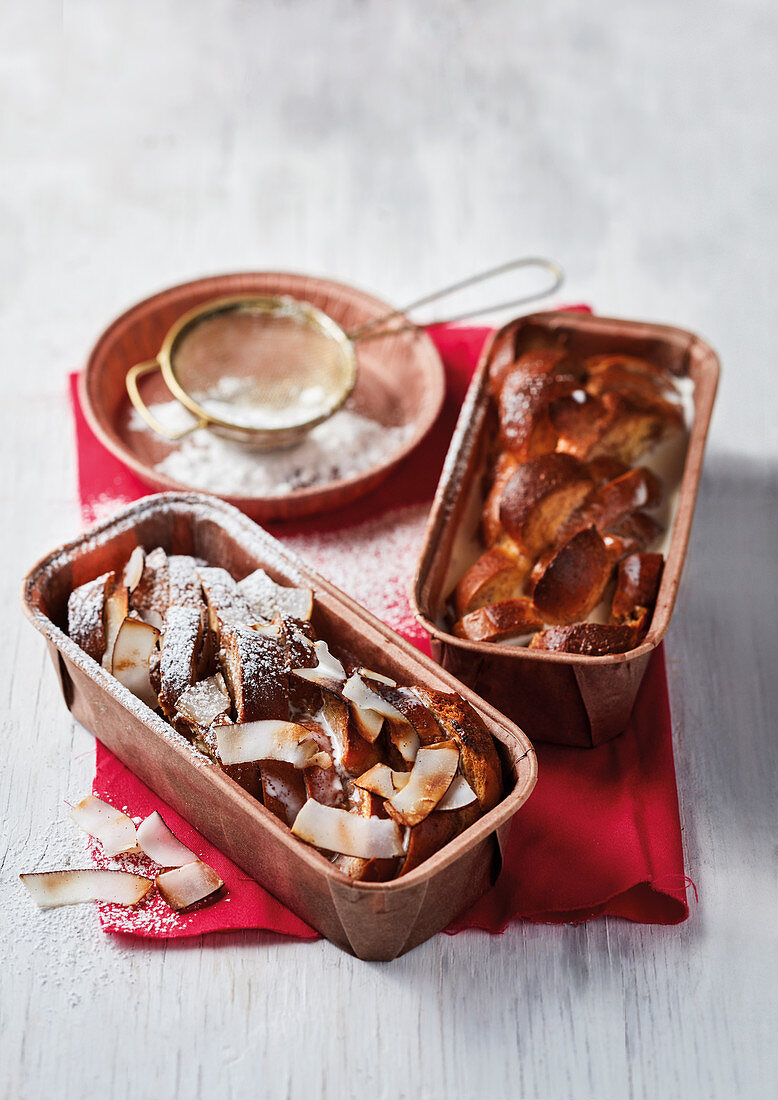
left=80, top=272, right=445, bottom=521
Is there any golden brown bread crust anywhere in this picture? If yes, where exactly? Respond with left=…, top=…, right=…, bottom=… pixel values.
left=399, top=803, right=481, bottom=876
left=454, top=598, right=543, bottom=642
left=489, top=347, right=584, bottom=399
left=584, top=354, right=679, bottom=397
left=454, top=548, right=530, bottom=618
left=158, top=605, right=203, bottom=718
left=499, top=453, right=594, bottom=556
left=530, top=527, right=612, bottom=625
left=529, top=621, right=640, bottom=655
left=559, top=466, right=662, bottom=544
left=321, top=689, right=383, bottom=777
left=411, top=688, right=504, bottom=814
left=480, top=452, right=519, bottom=545
left=611, top=552, right=664, bottom=623
left=585, top=390, right=684, bottom=464
left=498, top=372, right=579, bottom=461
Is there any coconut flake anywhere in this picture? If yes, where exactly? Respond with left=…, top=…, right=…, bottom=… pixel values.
left=353, top=763, right=410, bottom=800
left=137, top=812, right=197, bottom=867
left=348, top=700, right=384, bottom=743
left=215, top=719, right=320, bottom=768
left=155, top=861, right=223, bottom=910
left=123, top=546, right=145, bottom=592
left=387, top=718, right=420, bottom=764
left=357, top=667, right=397, bottom=687
left=291, top=639, right=346, bottom=691
left=20, top=869, right=152, bottom=908
left=111, top=618, right=160, bottom=709
left=436, top=774, right=478, bottom=811
left=342, top=672, right=407, bottom=722
left=291, top=799, right=404, bottom=858
left=385, top=741, right=460, bottom=827
left=101, top=585, right=129, bottom=670
left=69, top=795, right=140, bottom=856
left=176, top=674, right=230, bottom=727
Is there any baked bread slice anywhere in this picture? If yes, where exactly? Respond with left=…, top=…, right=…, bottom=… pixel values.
left=499, top=453, right=594, bottom=557
left=455, top=548, right=530, bottom=618
left=67, top=570, right=116, bottom=663
left=530, top=526, right=613, bottom=625
left=454, top=598, right=543, bottom=642
left=220, top=624, right=290, bottom=723
left=611, top=552, right=664, bottom=623
left=529, top=621, right=641, bottom=656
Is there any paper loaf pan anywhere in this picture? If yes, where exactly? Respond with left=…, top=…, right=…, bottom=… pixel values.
left=411, top=311, right=719, bottom=748
left=21, top=493, right=537, bottom=960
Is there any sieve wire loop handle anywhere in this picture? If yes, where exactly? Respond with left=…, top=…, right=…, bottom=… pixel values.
left=126, top=360, right=206, bottom=441
left=347, top=256, right=564, bottom=342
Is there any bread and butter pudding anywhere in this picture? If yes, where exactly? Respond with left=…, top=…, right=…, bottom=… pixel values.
left=67, top=546, right=504, bottom=882
left=451, top=348, right=690, bottom=655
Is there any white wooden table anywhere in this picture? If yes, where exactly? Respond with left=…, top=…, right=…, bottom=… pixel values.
left=2, top=2, right=775, bottom=1097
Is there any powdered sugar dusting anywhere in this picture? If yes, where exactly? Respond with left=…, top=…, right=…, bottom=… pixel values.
left=128, top=400, right=415, bottom=497
left=282, top=503, right=430, bottom=637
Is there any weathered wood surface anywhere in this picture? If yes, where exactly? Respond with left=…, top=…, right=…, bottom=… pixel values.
left=1, top=2, right=775, bottom=1098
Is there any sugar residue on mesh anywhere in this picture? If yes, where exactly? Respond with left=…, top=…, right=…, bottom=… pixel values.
left=128, top=400, right=415, bottom=496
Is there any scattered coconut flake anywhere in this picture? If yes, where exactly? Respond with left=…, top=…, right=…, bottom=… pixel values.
left=111, top=618, right=160, bottom=710
left=436, top=774, right=478, bottom=812
left=353, top=763, right=410, bottom=800
left=123, top=546, right=145, bottom=592
left=291, top=639, right=346, bottom=691
left=385, top=741, right=460, bottom=827
left=291, top=799, right=404, bottom=859
left=155, top=861, right=223, bottom=911
left=136, top=812, right=197, bottom=867
left=69, top=795, right=140, bottom=856
left=20, top=869, right=152, bottom=908
left=215, top=719, right=320, bottom=768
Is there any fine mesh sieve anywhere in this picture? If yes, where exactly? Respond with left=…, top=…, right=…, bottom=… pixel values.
left=126, top=258, right=563, bottom=451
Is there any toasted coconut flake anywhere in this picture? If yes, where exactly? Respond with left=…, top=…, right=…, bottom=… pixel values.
left=20, top=869, right=152, bottom=908
left=342, top=673, right=407, bottom=722
left=349, top=701, right=384, bottom=743
left=291, top=799, right=404, bottom=859
left=387, top=718, right=420, bottom=764
left=69, top=795, right=140, bottom=856
left=155, top=860, right=223, bottom=911
left=216, top=719, right=321, bottom=768
left=358, top=668, right=397, bottom=687
left=308, top=750, right=333, bottom=769
left=137, top=812, right=196, bottom=867
left=123, top=547, right=145, bottom=592
left=385, top=741, right=460, bottom=827
left=176, top=674, right=231, bottom=727
left=111, top=618, right=160, bottom=710
left=101, top=584, right=129, bottom=671
left=291, top=640, right=346, bottom=691
left=353, top=763, right=411, bottom=800
left=436, top=774, right=478, bottom=811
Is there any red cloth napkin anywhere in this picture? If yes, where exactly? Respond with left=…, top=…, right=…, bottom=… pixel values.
left=68, top=314, right=692, bottom=939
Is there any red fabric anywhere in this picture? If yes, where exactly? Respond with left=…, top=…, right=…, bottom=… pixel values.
left=68, top=308, right=692, bottom=940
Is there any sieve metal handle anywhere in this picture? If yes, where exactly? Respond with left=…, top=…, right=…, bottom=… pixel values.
left=126, top=359, right=206, bottom=440
left=347, top=256, right=564, bottom=342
